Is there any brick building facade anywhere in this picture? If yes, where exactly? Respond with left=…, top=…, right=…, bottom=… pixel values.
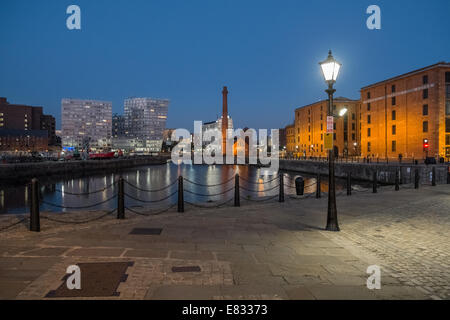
left=360, top=62, right=450, bottom=160
left=294, top=97, right=360, bottom=158
left=0, top=97, right=55, bottom=151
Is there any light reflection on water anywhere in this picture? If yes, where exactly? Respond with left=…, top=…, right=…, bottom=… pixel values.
left=0, top=162, right=351, bottom=215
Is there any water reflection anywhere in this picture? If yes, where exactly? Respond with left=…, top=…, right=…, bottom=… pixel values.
left=0, top=162, right=353, bottom=215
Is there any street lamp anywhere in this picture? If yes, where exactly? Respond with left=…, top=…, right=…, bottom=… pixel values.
left=319, top=50, right=341, bottom=231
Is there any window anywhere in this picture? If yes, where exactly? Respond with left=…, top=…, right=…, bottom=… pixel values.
left=321, top=123, right=323, bottom=130
left=333, top=133, right=336, bottom=140
left=391, top=97, right=396, bottom=106
left=446, top=101, right=450, bottom=115
left=446, top=85, right=450, bottom=99
left=392, top=85, right=396, bottom=93
left=446, top=135, right=450, bottom=145
left=333, top=123, right=336, bottom=130
left=321, top=134, right=323, bottom=140
left=367, top=128, right=371, bottom=137
left=392, top=110, right=396, bottom=120
left=320, top=114, right=323, bottom=120
left=352, top=133, right=355, bottom=140
left=368, top=142, right=371, bottom=152
left=308, top=135, right=310, bottom=141
left=423, top=89, right=428, bottom=99
left=320, top=105, right=323, bottom=111
left=352, top=123, right=355, bottom=130
left=446, top=72, right=450, bottom=83
left=367, top=103, right=371, bottom=111
left=367, top=115, right=371, bottom=124
left=352, top=113, right=355, bottom=120
left=423, top=75, right=428, bottom=84
left=321, top=144, right=323, bottom=152
left=423, top=104, right=428, bottom=116
left=367, top=92, right=371, bottom=99
left=392, top=125, right=396, bottom=135
left=392, top=140, right=396, bottom=152
left=308, top=109, right=310, bottom=115
left=423, top=121, right=428, bottom=133
left=308, top=126, right=310, bottom=132
left=446, top=118, right=450, bottom=133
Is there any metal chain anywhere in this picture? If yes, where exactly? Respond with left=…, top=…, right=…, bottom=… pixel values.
left=0, top=217, right=28, bottom=232
left=124, top=190, right=177, bottom=203
left=185, top=197, right=234, bottom=208
left=241, top=195, right=279, bottom=202
left=53, top=180, right=118, bottom=196
left=183, top=186, right=235, bottom=197
left=238, top=174, right=279, bottom=184
left=183, top=175, right=235, bottom=187
left=240, top=184, right=280, bottom=193
left=124, top=178, right=178, bottom=192
left=41, top=194, right=117, bottom=209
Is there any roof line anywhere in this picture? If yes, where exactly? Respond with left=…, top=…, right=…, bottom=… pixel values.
left=360, top=62, right=450, bottom=90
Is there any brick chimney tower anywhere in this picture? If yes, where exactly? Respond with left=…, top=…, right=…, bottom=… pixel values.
left=221, top=86, right=229, bottom=154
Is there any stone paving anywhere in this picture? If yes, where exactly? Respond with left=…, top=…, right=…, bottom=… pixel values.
left=0, top=184, right=449, bottom=300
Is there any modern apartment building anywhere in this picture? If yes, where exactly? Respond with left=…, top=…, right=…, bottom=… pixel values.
left=61, top=99, right=112, bottom=151
left=112, top=114, right=126, bottom=138
left=124, top=98, right=169, bottom=152
left=294, top=97, right=360, bottom=157
left=360, top=62, right=450, bottom=160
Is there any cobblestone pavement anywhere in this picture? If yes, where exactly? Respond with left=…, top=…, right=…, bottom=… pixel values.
left=0, top=184, right=448, bottom=300
left=322, top=185, right=450, bottom=300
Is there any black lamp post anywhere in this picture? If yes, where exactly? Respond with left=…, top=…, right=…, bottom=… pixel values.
left=319, top=50, right=341, bottom=231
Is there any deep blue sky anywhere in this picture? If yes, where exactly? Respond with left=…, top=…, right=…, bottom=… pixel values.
left=0, top=0, right=449, bottom=130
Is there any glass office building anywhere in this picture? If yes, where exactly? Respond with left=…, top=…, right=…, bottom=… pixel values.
left=124, top=98, right=169, bottom=152
left=61, top=99, right=112, bottom=151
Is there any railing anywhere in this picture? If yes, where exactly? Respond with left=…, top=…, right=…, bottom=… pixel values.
left=0, top=166, right=448, bottom=233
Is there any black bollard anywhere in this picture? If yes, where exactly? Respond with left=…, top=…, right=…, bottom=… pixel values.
left=432, top=167, right=436, bottom=186
left=279, top=174, right=284, bottom=203
left=178, top=176, right=184, bottom=212
left=316, top=174, right=321, bottom=198
left=372, top=171, right=378, bottom=193
left=347, top=172, right=352, bottom=196
left=117, top=177, right=125, bottom=219
left=295, top=177, right=304, bottom=196
left=234, top=174, right=240, bottom=207
left=415, top=168, right=420, bottom=189
left=395, top=169, right=400, bottom=191
left=30, top=178, right=40, bottom=232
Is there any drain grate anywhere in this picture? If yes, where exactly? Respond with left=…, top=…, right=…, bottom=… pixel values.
left=129, top=228, right=162, bottom=235
left=172, top=266, right=201, bottom=273
left=46, top=261, right=134, bottom=298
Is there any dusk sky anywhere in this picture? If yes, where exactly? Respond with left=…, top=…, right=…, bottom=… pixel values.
left=0, top=0, right=449, bottom=131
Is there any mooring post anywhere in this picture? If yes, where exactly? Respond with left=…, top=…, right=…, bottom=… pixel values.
left=30, top=178, right=40, bottom=232
left=372, top=170, right=378, bottom=193
left=178, top=176, right=184, bottom=212
left=117, top=176, right=125, bottom=219
left=316, top=174, right=321, bottom=198
left=279, top=173, right=284, bottom=203
left=234, top=174, right=240, bottom=207
left=431, top=166, right=436, bottom=186
left=447, top=167, right=450, bottom=184
left=347, top=172, right=352, bottom=196
left=395, top=169, right=400, bottom=191
left=415, top=168, right=420, bottom=189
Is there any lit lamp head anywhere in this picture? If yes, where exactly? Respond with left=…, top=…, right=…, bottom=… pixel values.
left=319, top=50, right=341, bottom=85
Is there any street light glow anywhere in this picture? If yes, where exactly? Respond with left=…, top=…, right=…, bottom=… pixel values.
left=339, top=108, right=348, bottom=117
left=319, top=50, right=341, bottom=83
